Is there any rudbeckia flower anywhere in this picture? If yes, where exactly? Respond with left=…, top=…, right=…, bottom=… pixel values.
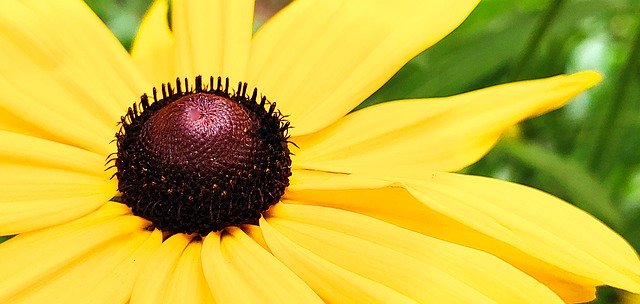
left=0, top=0, right=638, bottom=303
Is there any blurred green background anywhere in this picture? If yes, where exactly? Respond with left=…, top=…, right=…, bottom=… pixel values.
left=83, top=0, right=640, bottom=303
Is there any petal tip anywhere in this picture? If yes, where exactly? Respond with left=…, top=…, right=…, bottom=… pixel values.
left=570, top=70, right=603, bottom=88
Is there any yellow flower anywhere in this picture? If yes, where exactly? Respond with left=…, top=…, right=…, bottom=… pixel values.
left=0, top=0, right=637, bottom=303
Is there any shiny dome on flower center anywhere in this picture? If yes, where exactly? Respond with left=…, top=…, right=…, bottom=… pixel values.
left=113, top=76, right=292, bottom=235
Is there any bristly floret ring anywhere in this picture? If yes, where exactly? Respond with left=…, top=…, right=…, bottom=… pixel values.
left=109, top=76, right=292, bottom=235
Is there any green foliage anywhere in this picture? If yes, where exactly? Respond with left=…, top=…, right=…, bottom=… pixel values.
left=84, top=0, right=152, bottom=49
left=75, top=0, right=640, bottom=302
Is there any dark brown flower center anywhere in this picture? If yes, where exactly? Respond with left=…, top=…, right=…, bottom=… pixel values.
left=112, top=76, right=291, bottom=235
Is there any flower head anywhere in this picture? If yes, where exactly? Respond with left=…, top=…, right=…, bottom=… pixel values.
left=0, top=0, right=638, bottom=303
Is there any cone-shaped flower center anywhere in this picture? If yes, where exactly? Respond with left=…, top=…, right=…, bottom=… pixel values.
left=113, top=77, right=291, bottom=234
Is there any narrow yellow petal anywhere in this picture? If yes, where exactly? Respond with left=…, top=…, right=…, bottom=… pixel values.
left=89, top=230, right=162, bottom=304
left=130, top=233, right=193, bottom=304
left=201, top=232, right=264, bottom=303
left=267, top=204, right=564, bottom=303
left=0, top=109, right=55, bottom=142
left=293, top=72, right=602, bottom=173
left=0, top=130, right=108, bottom=177
left=241, top=224, right=270, bottom=252
left=0, top=214, right=147, bottom=302
left=73, top=202, right=133, bottom=224
left=534, top=273, right=596, bottom=303
left=172, top=0, right=254, bottom=82
left=201, top=229, right=323, bottom=303
left=248, top=0, right=479, bottom=135
left=219, top=0, right=254, bottom=82
left=7, top=230, right=159, bottom=304
left=163, top=241, right=215, bottom=304
left=0, top=193, right=111, bottom=235
left=131, top=0, right=175, bottom=86
left=259, top=219, right=420, bottom=304
left=288, top=168, right=390, bottom=191
left=0, top=164, right=114, bottom=201
left=0, top=0, right=149, bottom=154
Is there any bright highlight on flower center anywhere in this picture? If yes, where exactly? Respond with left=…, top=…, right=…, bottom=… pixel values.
left=113, top=76, right=292, bottom=234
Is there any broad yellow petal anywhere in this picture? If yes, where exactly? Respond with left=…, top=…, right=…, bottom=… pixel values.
left=284, top=170, right=640, bottom=302
left=131, top=0, right=175, bottom=86
left=130, top=233, right=193, bottom=304
left=400, top=172, right=640, bottom=292
left=260, top=219, right=422, bottom=304
left=5, top=230, right=160, bottom=304
left=293, top=72, right=602, bottom=172
left=201, top=229, right=323, bottom=303
left=247, top=0, right=479, bottom=136
left=163, top=241, right=215, bottom=304
left=172, top=0, right=254, bottom=82
left=0, top=0, right=148, bottom=154
left=0, top=211, right=147, bottom=302
left=265, top=204, right=563, bottom=303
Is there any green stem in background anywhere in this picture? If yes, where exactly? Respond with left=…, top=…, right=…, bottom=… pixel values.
left=499, top=138, right=623, bottom=231
left=508, top=0, right=566, bottom=80
left=592, top=24, right=640, bottom=179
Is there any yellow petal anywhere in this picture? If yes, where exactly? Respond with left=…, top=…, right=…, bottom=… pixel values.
left=284, top=169, right=640, bottom=301
left=259, top=219, right=421, bottom=304
left=266, top=203, right=564, bottom=303
left=535, top=273, right=596, bottom=303
left=0, top=165, right=113, bottom=202
left=0, top=130, right=107, bottom=176
left=0, top=0, right=148, bottom=154
left=0, top=193, right=112, bottom=235
left=241, top=224, right=270, bottom=252
left=293, top=71, right=602, bottom=172
left=201, top=228, right=323, bottom=303
left=247, top=0, right=479, bottom=136
left=88, top=230, right=162, bottom=304
left=201, top=232, right=263, bottom=303
left=0, top=132, right=110, bottom=234
left=288, top=168, right=389, bottom=191
left=172, top=0, right=254, bottom=82
left=0, top=212, right=147, bottom=302
left=6, top=230, right=160, bottom=304
left=400, top=171, right=640, bottom=292
left=75, top=202, right=133, bottom=223
left=131, top=0, right=175, bottom=86
left=130, top=233, right=193, bottom=304
left=163, top=241, right=215, bottom=304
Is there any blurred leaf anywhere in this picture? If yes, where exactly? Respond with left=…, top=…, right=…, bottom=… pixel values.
left=499, top=138, right=623, bottom=230
left=84, top=0, right=152, bottom=50
left=358, top=0, right=538, bottom=109
left=359, top=0, right=636, bottom=108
